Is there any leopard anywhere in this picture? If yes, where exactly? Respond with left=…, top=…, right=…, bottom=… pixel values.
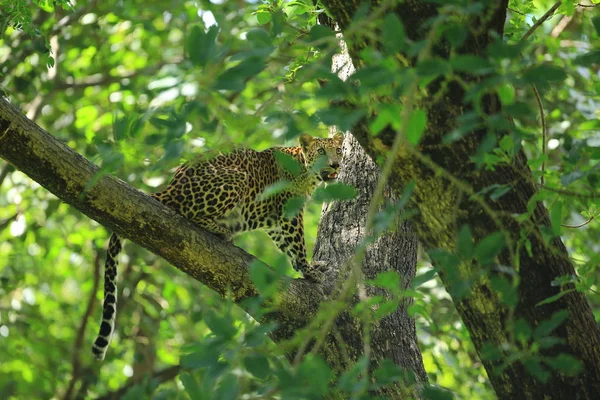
left=92, top=132, right=344, bottom=360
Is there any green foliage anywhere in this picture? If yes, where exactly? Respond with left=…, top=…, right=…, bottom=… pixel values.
left=1, top=0, right=600, bottom=399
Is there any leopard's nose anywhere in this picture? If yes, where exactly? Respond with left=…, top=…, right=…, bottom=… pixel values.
left=330, top=162, right=340, bottom=169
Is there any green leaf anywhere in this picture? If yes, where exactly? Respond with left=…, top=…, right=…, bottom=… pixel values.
left=275, top=150, right=302, bottom=176
left=372, top=358, right=404, bottom=388
left=249, top=260, right=277, bottom=297
left=411, top=268, right=437, bottom=288
left=490, top=276, right=517, bottom=308
left=181, top=345, right=220, bottom=369
left=573, top=50, right=600, bottom=66
left=255, top=10, right=272, bottom=25
left=246, top=28, right=272, bottom=47
left=474, top=232, right=505, bottom=265
left=370, top=103, right=402, bottom=135
left=338, top=356, right=368, bottom=393
left=179, top=372, right=203, bottom=400
left=214, top=374, right=239, bottom=400
left=522, top=64, right=567, bottom=84
left=421, top=385, right=455, bottom=400
left=406, top=109, right=427, bottom=145
left=204, top=309, right=237, bottom=340
left=450, top=55, right=493, bottom=74
left=381, top=14, right=406, bottom=53
left=550, top=201, right=562, bottom=236
left=592, top=16, right=600, bottom=35
left=416, top=58, right=451, bottom=78
left=514, top=318, right=532, bottom=342
left=480, top=343, right=502, bottom=362
left=313, top=183, right=358, bottom=202
left=490, top=185, right=511, bottom=201
left=317, top=107, right=365, bottom=132
left=487, top=40, right=525, bottom=59
left=368, top=270, right=401, bottom=290
left=523, top=357, right=551, bottom=383
left=297, top=355, right=333, bottom=395
left=535, top=289, right=575, bottom=307
left=258, top=181, right=292, bottom=200
left=283, top=196, right=305, bottom=218
left=498, top=84, right=515, bottom=105
left=244, top=323, right=277, bottom=347
left=186, top=24, right=220, bottom=67
left=243, top=354, right=271, bottom=380
left=444, top=23, right=468, bottom=47
left=533, top=310, right=569, bottom=339
left=214, top=57, right=266, bottom=90
left=456, top=225, right=474, bottom=259
left=561, top=170, right=584, bottom=185
left=561, top=0, right=575, bottom=16
left=309, top=24, right=334, bottom=50
left=352, top=66, right=397, bottom=92
left=545, top=353, right=583, bottom=376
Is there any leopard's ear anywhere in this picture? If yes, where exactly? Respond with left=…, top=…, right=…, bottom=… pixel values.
left=299, top=134, right=314, bottom=149
left=333, top=132, right=344, bottom=144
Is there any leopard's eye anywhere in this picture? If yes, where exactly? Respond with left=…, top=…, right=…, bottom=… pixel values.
left=317, top=148, right=325, bottom=155
left=336, top=148, right=342, bottom=154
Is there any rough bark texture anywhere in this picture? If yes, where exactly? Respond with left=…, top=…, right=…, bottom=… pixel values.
left=313, top=38, right=427, bottom=397
left=322, top=1, right=600, bottom=399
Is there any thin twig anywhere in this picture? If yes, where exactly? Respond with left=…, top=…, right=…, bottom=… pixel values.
left=63, top=250, right=102, bottom=400
left=54, top=61, right=180, bottom=90
left=508, top=7, right=526, bottom=16
left=531, top=84, right=546, bottom=185
left=519, top=2, right=558, bottom=186
left=561, top=216, right=595, bottom=229
left=522, top=1, right=562, bottom=41
left=538, top=184, right=600, bottom=199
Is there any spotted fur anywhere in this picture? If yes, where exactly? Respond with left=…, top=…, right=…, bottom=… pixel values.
left=92, top=133, right=344, bottom=360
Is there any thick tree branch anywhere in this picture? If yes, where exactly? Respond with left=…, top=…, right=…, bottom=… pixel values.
left=0, top=96, right=322, bottom=350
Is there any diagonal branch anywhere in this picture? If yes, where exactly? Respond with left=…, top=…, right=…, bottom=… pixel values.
left=0, top=96, right=323, bottom=348
left=521, top=1, right=562, bottom=41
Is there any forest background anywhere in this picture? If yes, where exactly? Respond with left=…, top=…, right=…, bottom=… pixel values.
left=1, top=0, right=599, bottom=399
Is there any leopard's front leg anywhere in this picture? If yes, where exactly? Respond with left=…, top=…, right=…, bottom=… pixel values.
left=265, top=212, right=329, bottom=282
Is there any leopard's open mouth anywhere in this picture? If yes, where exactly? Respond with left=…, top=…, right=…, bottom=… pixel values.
left=321, top=170, right=339, bottom=181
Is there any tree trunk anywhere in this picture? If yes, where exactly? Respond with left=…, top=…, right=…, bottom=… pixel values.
left=322, top=1, right=600, bottom=399
left=313, top=36, right=427, bottom=397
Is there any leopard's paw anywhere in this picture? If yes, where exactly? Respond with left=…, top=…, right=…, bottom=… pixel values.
left=302, top=261, right=330, bottom=283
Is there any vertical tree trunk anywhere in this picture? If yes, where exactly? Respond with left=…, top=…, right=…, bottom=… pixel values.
left=314, top=35, right=427, bottom=397
left=321, top=1, right=600, bottom=399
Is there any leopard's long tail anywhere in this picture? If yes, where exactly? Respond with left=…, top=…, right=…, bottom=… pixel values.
left=92, top=233, right=122, bottom=360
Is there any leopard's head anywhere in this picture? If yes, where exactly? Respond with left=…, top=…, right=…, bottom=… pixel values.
left=299, top=132, right=344, bottom=182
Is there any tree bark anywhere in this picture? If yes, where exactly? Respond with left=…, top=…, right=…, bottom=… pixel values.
left=322, top=1, right=600, bottom=399
left=313, top=36, right=427, bottom=398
